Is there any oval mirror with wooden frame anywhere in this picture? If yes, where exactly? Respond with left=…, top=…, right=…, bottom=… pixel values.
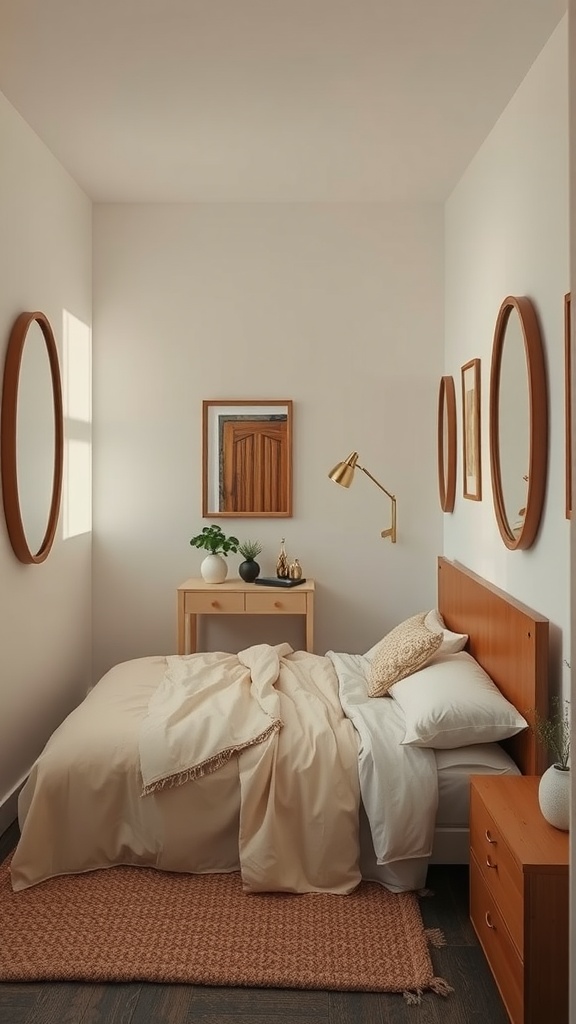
left=1, top=311, right=64, bottom=564
left=437, top=375, right=457, bottom=512
left=489, top=295, right=548, bottom=550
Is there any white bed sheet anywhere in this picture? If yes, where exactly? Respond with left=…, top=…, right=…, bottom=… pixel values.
left=434, top=743, right=520, bottom=827
left=328, top=651, right=439, bottom=891
left=330, top=652, right=521, bottom=890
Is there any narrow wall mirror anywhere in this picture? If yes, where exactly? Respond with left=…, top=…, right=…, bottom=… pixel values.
left=561, top=296, right=565, bottom=520
left=489, top=295, right=548, bottom=550
left=1, top=311, right=64, bottom=563
left=437, top=375, right=457, bottom=512
left=202, top=400, right=293, bottom=517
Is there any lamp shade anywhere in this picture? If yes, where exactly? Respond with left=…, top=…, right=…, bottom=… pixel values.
left=328, top=451, right=359, bottom=488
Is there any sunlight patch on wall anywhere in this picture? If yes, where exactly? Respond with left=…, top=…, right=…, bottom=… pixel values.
left=62, top=310, right=92, bottom=539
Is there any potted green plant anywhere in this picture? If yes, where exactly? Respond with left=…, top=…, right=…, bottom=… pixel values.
left=190, top=525, right=239, bottom=584
left=533, top=696, right=570, bottom=831
left=237, top=540, right=262, bottom=583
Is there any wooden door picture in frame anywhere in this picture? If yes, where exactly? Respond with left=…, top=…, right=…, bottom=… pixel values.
left=202, top=400, right=293, bottom=518
left=461, top=358, right=482, bottom=501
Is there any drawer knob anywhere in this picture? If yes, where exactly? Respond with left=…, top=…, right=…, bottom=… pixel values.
left=485, top=911, right=495, bottom=930
left=211, top=601, right=219, bottom=609
left=486, top=855, right=497, bottom=869
left=274, top=601, right=281, bottom=608
left=485, top=829, right=496, bottom=845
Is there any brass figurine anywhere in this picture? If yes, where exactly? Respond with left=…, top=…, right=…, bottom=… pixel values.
left=276, top=538, right=289, bottom=578
left=288, top=558, right=302, bottom=580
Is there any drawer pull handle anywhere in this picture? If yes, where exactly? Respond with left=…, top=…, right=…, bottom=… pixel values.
left=274, top=601, right=281, bottom=608
left=211, top=601, right=219, bottom=609
left=485, top=912, right=495, bottom=930
left=485, top=829, right=496, bottom=844
left=486, top=855, right=497, bottom=869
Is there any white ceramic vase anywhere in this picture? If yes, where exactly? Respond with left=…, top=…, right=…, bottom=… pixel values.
left=538, top=764, right=570, bottom=831
left=200, top=553, right=228, bottom=584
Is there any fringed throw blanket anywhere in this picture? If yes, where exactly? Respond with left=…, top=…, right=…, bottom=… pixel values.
left=139, top=645, right=284, bottom=794
left=139, top=644, right=362, bottom=895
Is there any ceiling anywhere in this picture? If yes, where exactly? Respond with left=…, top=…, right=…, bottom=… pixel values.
left=0, top=0, right=566, bottom=203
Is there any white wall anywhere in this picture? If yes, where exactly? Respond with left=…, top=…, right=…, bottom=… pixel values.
left=0, top=93, right=93, bottom=830
left=445, top=27, right=572, bottom=1013
left=92, top=203, right=444, bottom=680
left=444, top=19, right=570, bottom=702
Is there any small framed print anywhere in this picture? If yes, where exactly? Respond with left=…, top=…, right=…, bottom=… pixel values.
left=461, top=358, right=482, bottom=501
left=561, top=294, right=565, bottom=520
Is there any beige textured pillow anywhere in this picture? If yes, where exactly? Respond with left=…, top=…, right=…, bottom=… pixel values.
left=368, top=613, right=443, bottom=697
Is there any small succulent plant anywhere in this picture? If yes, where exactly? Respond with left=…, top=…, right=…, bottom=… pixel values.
left=238, top=540, right=263, bottom=560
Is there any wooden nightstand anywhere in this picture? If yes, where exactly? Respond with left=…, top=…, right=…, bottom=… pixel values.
left=177, top=578, right=315, bottom=654
left=469, top=775, right=568, bottom=1024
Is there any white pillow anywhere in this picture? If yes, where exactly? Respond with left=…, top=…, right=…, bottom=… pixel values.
left=424, top=609, right=468, bottom=655
left=390, top=651, right=528, bottom=748
left=434, top=743, right=520, bottom=774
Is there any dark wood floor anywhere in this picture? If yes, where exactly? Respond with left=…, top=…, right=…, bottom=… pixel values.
left=0, top=820, right=508, bottom=1024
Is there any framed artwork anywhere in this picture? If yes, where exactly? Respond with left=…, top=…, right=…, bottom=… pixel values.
left=561, top=294, right=565, bottom=520
left=461, top=358, right=482, bottom=501
left=202, top=400, right=293, bottom=518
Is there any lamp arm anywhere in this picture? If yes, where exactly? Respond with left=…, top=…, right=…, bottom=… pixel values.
left=357, top=463, right=397, bottom=543
left=357, top=464, right=395, bottom=501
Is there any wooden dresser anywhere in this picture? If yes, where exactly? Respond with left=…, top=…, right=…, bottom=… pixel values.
left=469, top=775, right=568, bottom=1024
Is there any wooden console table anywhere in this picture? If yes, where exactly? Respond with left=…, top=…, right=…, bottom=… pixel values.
left=177, top=578, right=315, bottom=654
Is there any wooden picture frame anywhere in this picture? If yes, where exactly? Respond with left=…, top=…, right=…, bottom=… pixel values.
left=461, top=358, right=482, bottom=501
left=561, top=296, right=565, bottom=520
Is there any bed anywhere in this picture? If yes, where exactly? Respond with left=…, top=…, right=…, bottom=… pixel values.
left=10, top=557, right=549, bottom=894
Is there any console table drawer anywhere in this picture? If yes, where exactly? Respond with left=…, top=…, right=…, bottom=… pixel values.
left=177, top=578, right=315, bottom=655
left=184, top=592, right=245, bottom=615
left=245, top=592, right=308, bottom=615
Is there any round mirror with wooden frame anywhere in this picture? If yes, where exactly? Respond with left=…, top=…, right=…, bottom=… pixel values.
left=437, top=375, right=457, bottom=512
left=1, top=311, right=64, bottom=564
left=489, top=295, right=547, bottom=550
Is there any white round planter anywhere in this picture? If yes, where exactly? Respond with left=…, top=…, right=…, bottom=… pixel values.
left=200, top=553, right=228, bottom=584
left=538, top=764, right=570, bottom=831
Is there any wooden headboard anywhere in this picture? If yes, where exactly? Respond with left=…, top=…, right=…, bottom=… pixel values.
left=437, top=557, right=549, bottom=776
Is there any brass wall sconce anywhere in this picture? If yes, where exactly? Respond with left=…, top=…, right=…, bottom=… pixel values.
left=328, top=451, right=397, bottom=542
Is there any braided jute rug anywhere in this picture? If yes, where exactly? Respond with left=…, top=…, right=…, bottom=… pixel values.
left=0, top=857, right=453, bottom=1000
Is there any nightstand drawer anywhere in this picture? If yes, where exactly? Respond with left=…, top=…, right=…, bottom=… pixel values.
left=245, top=592, right=308, bottom=614
left=471, top=855, right=523, bottom=1024
left=470, top=786, right=523, bottom=954
left=184, top=592, right=245, bottom=614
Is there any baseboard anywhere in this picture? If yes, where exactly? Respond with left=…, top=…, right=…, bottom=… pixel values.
left=0, top=774, right=28, bottom=836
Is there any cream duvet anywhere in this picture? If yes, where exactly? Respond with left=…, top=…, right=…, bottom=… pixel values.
left=11, top=644, right=437, bottom=893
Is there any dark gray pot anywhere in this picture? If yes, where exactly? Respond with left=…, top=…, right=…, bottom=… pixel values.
left=238, top=559, right=260, bottom=583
